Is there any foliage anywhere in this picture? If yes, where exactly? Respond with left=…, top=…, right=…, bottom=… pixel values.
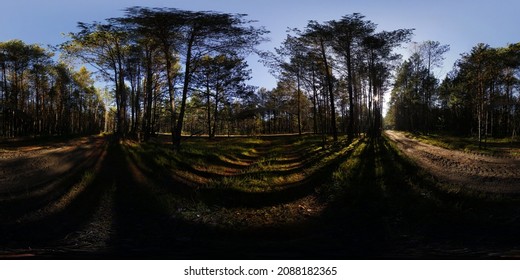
left=0, top=40, right=105, bottom=138
left=61, top=7, right=268, bottom=147
left=388, top=41, right=520, bottom=148
left=263, top=13, right=412, bottom=141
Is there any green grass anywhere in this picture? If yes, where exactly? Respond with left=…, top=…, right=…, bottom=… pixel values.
left=6, top=133, right=520, bottom=257
left=120, top=134, right=360, bottom=230
left=126, top=135, right=351, bottom=191
left=117, top=134, right=520, bottom=256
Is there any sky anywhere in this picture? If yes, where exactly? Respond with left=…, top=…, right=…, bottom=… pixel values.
left=1, top=0, right=519, bottom=104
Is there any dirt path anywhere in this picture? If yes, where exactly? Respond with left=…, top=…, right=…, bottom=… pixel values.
left=385, top=130, right=520, bottom=193
left=0, top=136, right=105, bottom=195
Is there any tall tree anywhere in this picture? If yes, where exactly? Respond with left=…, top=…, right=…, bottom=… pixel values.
left=120, top=7, right=183, bottom=141
left=170, top=10, right=268, bottom=149
left=412, top=40, right=450, bottom=131
left=192, top=54, right=251, bottom=138
left=301, top=21, right=339, bottom=141
left=361, top=30, right=413, bottom=137
left=0, top=40, right=53, bottom=137
left=329, top=13, right=376, bottom=141
left=63, top=21, right=130, bottom=137
left=262, top=34, right=311, bottom=135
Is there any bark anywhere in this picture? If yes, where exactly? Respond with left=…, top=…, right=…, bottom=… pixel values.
left=174, top=31, right=196, bottom=149
left=319, top=38, right=338, bottom=142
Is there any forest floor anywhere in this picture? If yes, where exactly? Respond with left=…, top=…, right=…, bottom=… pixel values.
left=2, top=133, right=520, bottom=259
left=0, top=136, right=106, bottom=195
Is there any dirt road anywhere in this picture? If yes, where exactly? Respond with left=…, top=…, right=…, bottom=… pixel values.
left=0, top=136, right=105, bottom=195
left=385, top=130, right=520, bottom=193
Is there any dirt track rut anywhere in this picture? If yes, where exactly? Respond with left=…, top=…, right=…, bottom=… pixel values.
left=0, top=137, right=104, bottom=194
left=385, top=130, right=520, bottom=193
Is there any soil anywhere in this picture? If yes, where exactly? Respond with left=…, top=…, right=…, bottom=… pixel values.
left=385, top=130, right=520, bottom=193
left=0, top=136, right=105, bottom=195
left=0, top=136, right=337, bottom=259
left=2, top=133, right=520, bottom=259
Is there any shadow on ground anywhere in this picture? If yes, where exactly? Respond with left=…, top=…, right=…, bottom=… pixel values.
left=2, top=135, right=520, bottom=259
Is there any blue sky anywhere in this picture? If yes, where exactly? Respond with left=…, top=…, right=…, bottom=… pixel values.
left=1, top=0, right=519, bottom=92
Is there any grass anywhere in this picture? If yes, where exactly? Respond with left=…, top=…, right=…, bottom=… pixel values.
left=4, top=133, right=520, bottom=258
left=311, top=135, right=520, bottom=257
left=121, top=134, right=360, bottom=230
left=125, top=134, right=520, bottom=232
left=126, top=135, right=352, bottom=191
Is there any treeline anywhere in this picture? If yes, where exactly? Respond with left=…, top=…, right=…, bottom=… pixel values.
left=387, top=42, right=520, bottom=145
left=62, top=9, right=413, bottom=145
left=0, top=40, right=105, bottom=138
left=2, top=8, right=421, bottom=144
left=171, top=13, right=414, bottom=139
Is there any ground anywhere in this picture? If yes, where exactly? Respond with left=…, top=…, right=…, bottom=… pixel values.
left=385, top=130, right=520, bottom=193
left=1, top=132, right=520, bottom=259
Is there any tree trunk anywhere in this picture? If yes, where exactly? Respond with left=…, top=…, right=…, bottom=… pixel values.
left=162, top=45, right=177, bottom=145
left=319, top=38, right=338, bottom=142
left=297, top=72, right=302, bottom=135
left=174, top=32, right=196, bottom=149
left=345, top=36, right=355, bottom=141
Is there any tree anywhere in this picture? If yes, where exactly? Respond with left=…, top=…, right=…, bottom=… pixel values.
left=420, top=41, right=520, bottom=145
left=411, top=40, right=450, bottom=131
left=0, top=40, right=54, bottom=137
left=0, top=39, right=104, bottom=138
left=63, top=21, right=130, bottom=137
left=363, top=29, right=413, bottom=137
left=301, top=20, right=339, bottom=142
left=265, top=14, right=413, bottom=141
left=389, top=55, right=431, bottom=131
left=170, top=10, right=268, bottom=149
left=192, top=54, right=251, bottom=138
left=63, top=7, right=267, bottom=147
left=262, top=34, right=312, bottom=135
left=329, top=13, right=376, bottom=141
left=120, top=7, right=183, bottom=141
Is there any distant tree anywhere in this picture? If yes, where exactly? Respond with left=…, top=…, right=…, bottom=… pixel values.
left=411, top=40, right=450, bottom=131
left=192, top=54, right=251, bottom=138
left=363, top=29, right=413, bottom=137
left=0, top=40, right=53, bottom=137
left=0, top=39, right=104, bottom=138
left=389, top=55, right=430, bottom=131
left=434, top=42, right=520, bottom=144
left=262, top=34, right=312, bottom=135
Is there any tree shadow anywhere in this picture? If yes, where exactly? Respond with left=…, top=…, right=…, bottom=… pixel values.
left=317, top=136, right=520, bottom=258
left=0, top=140, right=110, bottom=251
left=127, top=138, right=358, bottom=208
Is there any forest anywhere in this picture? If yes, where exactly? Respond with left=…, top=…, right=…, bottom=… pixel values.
left=387, top=42, right=520, bottom=145
left=1, top=7, right=520, bottom=259
left=2, top=8, right=519, bottom=146
left=1, top=8, right=414, bottom=144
